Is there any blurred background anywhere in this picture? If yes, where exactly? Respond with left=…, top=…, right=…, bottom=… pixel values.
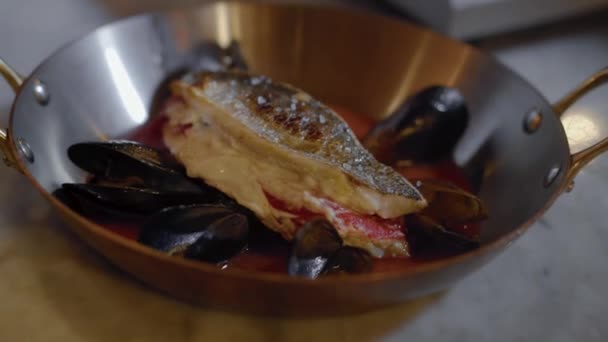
left=0, top=0, right=607, bottom=341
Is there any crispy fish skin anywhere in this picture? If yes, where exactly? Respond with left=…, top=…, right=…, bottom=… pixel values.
left=163, top=71, right=427, bottom=257
left=179, top=71, right=424, bottom=202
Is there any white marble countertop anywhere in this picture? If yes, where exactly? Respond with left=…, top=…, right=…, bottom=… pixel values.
left=0, top=1, right=606, bottom=341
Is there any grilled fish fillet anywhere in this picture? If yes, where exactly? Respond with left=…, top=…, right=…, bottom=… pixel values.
left=162, top=71, right=427, bottom=257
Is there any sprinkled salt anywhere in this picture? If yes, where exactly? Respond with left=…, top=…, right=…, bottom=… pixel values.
left=318, top=115, right=326, bottom=124
left=229, top=80, right=237, bottom=86
left=257, top=96, right=267, bottom=105
left=251, top=77, right=262, bottom=86
left=342, top=163, right=351, bottom=171
left=291, top=103, right=296, bottom=111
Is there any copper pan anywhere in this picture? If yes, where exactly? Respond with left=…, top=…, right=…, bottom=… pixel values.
left=0, top=2, right=606, bottom=316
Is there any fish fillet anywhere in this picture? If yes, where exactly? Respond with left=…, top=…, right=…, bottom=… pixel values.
left=162, top=71, right=427, bottom=257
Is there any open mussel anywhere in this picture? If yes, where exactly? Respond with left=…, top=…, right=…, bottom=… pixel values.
left=60, top=183, right=216, bottom=216
left=288, top=219, right=372, bottom=278
left=405, top=179, right=485, bottom=254
left=61, top=139, right=246, bottom=217
left=68, top=140, right=201, bottom=192
left=405, top=214, right=480, bottom=252
left=61, top=139, right=254, bottom=264
left=415, top=179, right=487, bottom=225
left=139, top=204, right=249, bottom=262
left=362, top=86, right=469, bottom=164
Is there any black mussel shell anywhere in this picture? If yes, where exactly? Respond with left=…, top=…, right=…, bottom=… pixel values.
left=184, top=213, right=249, bottom=263
left=405, top=214, right=480, bottom=253
left=362, top=86, right=468, bottom=163
left=60, top=183, right=218, bottom=216
left=138, top=204, right=237, bottom=254
left=67, top=140, right=200, bottom=192
left=52, top=187, right=83, bottom=212
left=324, top=247, right=372, bottom=275
left=287, top=219, right=343, bottom=279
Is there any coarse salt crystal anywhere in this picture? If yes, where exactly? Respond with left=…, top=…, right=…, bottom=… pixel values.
left=319, top=115, right=326, bottom=124
left=251, top=77, right=262, bottom=86
left=291, top=103, right=296, bottom=111
left=257, top=96, right=267, bottom=105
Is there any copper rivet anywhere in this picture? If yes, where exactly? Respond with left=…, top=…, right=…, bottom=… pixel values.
left=524, top=108, right=542, bottom=133
left=544, top=165, right=561, bottom=187
left=32, top=79, right=50, bottom=105
left=16, top=137, right=34, bottom=163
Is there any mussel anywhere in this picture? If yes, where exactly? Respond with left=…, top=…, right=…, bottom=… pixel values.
left=59, top=140, right=254, bottom=264
left=288, top=219, right=372, bottom=278
left=68, top=140, right=201, bottom=192
left=404, top=179, right=485, bottom=254
left=139, top=204, right=249, bottom=262
left=184, top=213, right=249, bottom=262
left=288, top=219, right=342, bottom=278
left=324, top=247, right=372, bottom=275
left=60, top=183, right=212, bottom=215
left=405, top=214, right=480, bottom=252
left=62, top=140, right=243, bottom=214
left=415, top=179, right=487, bottom=225
left=362, top=86, right=469, bottom=164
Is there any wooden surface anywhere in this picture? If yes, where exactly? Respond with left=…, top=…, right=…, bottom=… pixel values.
left=0, top=186, right=441, bottom=341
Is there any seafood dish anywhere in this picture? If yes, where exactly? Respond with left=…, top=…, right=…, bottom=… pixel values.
left=164, top=71, right=425, bottom=257
left=55, top=70, right=487, bottom=279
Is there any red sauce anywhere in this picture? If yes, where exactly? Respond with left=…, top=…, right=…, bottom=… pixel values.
left=104, top=223, right=141, bottom=241
left=127, top=115, right=167, bottom=150
left=264, top=191, right=321, bottom=226
left=265, top=192, right=405, bottom=240
left=99, top=104, right=480, bottom=274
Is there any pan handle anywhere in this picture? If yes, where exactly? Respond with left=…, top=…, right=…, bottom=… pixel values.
left=553, top=67, right=608, bottom=191
left=0, top=57, right=23, bottom=170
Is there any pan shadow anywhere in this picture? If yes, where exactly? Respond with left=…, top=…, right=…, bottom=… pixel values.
left=0, top=202, right=445, bottom=341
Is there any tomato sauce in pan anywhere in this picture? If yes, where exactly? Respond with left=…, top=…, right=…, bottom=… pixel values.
left=99, top=105, right=479, bottom=274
